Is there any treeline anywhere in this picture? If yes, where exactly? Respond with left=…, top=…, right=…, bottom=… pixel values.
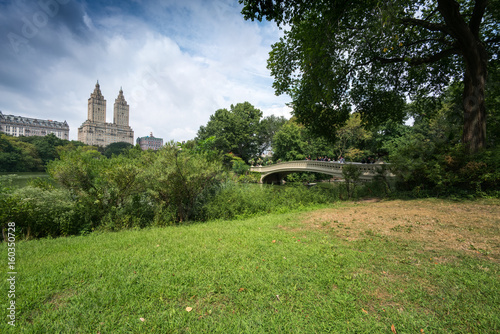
left=0, top=133, right=86, bottom=172
left=0, top=133, right=138, bottom=172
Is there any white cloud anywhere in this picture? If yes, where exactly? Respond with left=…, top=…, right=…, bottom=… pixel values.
left=0, top=0, right=292, bottom=143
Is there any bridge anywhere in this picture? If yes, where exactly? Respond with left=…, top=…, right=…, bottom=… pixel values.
left=250, top=160, right=395, bottom=184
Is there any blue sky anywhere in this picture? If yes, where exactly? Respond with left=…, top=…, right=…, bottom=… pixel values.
left=0, top=0, right=291, bottom=141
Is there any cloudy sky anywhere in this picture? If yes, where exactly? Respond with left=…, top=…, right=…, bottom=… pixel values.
left=0, top=0, right=291, bottom=142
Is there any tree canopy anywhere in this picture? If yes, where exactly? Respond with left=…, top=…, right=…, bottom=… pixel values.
left=196, top=102, right=287, bottom=162
left=240, top=0, right=500, bottom=153
left=0, top=133, right=85, bottom=172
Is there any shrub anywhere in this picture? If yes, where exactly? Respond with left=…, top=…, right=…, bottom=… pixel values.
left=4, top=186, right=74, bottom=238
left=203, top=182, right=340, bottom=221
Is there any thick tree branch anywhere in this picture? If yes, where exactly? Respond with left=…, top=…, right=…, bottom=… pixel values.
left=438, top=0, right=475, bottom=49
left=374, top=47, right=459, bottom=66
left=469, top=0, right=487, bottom=38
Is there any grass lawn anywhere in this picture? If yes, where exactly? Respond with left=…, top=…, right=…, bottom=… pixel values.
left=1, top=199, right=499, bottom=333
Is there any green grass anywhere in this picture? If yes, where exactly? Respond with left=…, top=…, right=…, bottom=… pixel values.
left=1, top=202, right=499, bottom=333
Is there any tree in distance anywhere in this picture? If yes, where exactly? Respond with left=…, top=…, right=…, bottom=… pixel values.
left=103, top=142, right=134, bottom=158
left=197, top=102, right=287, bottom=163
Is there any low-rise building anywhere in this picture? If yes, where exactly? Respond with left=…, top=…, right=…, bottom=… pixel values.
left=137, top=132, right=163, bottom=150
left=0, top=111, right=69, bottom=140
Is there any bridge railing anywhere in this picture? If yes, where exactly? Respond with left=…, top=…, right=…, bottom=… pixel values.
left=250, top=160, right=387, bottom=172
left=249, top=160, right=394, bottom=182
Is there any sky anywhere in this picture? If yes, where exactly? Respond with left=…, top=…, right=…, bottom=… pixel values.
left=0, top=0, right=292, bottom=142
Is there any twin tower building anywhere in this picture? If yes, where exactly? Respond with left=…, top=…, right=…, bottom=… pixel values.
left=78, top=81, right=134, bottom=147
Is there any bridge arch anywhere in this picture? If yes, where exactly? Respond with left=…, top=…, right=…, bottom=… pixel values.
left=249, top=160, right=394, bottom=184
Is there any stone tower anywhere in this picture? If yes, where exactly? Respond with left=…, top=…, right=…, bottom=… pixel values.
left=113, top=87, right=129, bottom=127
left=79, top=81, right=134, bottom=147
left=87, top=81, right=106, bottom=123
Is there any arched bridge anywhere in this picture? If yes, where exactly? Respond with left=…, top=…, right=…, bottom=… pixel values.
left=250, top=160, right=395, bottom=184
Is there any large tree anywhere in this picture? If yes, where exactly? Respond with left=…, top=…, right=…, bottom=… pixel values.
left=240, top=0, right=499, bottom=153
left=197, top=102, right=264, bottom=162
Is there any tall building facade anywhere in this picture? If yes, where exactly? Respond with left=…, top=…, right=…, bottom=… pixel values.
left=137, top=132, right=163, bottom=150
left=78, top=81, right=134, bottom=147
left=0, top=111, right=69, bottom=139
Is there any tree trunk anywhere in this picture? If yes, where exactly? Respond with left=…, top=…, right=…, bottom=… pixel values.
left=462, top=60, right=487, bottom=153
left=437, top=0, right=488, bottom=154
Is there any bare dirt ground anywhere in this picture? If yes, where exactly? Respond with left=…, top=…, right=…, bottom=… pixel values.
left=299, top=199, right=500, bottom=262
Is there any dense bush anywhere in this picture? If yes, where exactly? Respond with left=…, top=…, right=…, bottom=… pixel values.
left=3, top=186, right=74, bottom=238
left=387, top=141, right=500, bottom=197
left=1, top=143, right=229, bottom=239
left=203, top=182, right=342, bottom=221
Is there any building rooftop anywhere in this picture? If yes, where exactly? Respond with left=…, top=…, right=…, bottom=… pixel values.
left=0, top=111, right=69, bottom=128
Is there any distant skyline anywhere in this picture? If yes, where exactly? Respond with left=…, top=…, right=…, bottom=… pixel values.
left=0, top=0, right=291, bottom=142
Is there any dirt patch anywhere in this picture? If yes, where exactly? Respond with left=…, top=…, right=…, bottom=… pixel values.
left=44, top=289, right=76, bottom=310
left=298, top=199, right=500, bottom=261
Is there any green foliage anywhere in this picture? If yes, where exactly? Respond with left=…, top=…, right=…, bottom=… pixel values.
left=197, top=102, right=264, bottom=163
left=272, top=122, right=306, bottom=161
left=203, top=182, right=340, bottom=221
left=4, top=186, right=74, bottom=238
left=231, top=157, right=250, bottom=175
left=197, top=103, right=287, bottom=163
left=19, top=133, right=65, bottom=165
left=334, top=113, right=373, bottom=160
left=103, top=141, right=134, bottom=158
left=143, top=142, right=226, bottom=223
left=386, top=127, right=500, bottom=196
left=193, top=136, right=222, bottom=162
left=259, top=114, right=288, bottom=153
left=2, top=144, right=227, bottom=238
left=0, top=133, right=42, bottom=172
left=486, top=59, right=500, bottom=146
left=342, top=165, right=362, bottom=199
left=240, top=0, right=498, bottom=152
left=377, top=80, right=500, bottom=197
left=0, top=133, right=86, bottom=172
left=272, top=115, right=374, bottom=163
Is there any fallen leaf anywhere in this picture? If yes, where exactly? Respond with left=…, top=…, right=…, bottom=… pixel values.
left=238, top=288, right=245, bottom=292
left=391, top=324, right=397, bottom=334
left=362, top=308, right=368, bottom=314
left=186, top=307, right=193, bottom=312
left=139, top=318, right=145, bottom=322
left=272, top=240, right=276, bottom=243
left=420, top=330, right=424, bottom=333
